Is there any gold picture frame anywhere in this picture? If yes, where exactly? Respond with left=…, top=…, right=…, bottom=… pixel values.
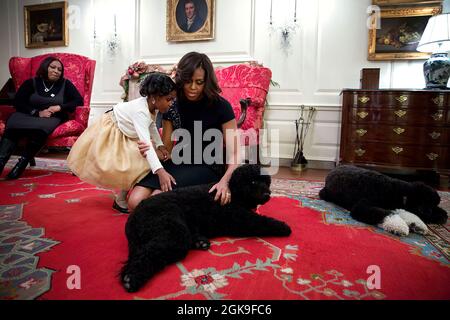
left=24, top=1, right=68, bottom=49
left=368, top=5, right=441, bottom=60
left=372, top=0, right=442, bottom=6
left=166, top=0, right=215, bottom=42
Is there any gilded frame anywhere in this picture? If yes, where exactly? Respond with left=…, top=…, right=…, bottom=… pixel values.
left=166, top=0, right=215, bottom=42
left=368, top=5, right=441, bottom=61
left=372, top=0, right=442, bottom=6
left=24, top=1, right=68, bottom=49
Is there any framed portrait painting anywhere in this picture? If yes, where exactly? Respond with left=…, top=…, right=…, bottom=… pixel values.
left=166, top=0, right=215, bottom=42
left=24, top=1, right=68, bottom=49
left=368, top=5, right=441, bottom=60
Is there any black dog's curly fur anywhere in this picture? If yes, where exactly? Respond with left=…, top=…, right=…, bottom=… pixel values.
left=120, top=164, right=291, bottom=292
left=319, top=165, right=448, bottom=226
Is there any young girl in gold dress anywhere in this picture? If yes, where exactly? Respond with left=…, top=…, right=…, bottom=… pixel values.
left=67, top=72, right=177, bottom=196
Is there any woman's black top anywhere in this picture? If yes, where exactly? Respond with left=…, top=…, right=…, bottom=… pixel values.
left=13, top=77, right=83, bottom=121
left=136, top=95, right=236, bottom=189
left=163, top=95, right=235, bottom=165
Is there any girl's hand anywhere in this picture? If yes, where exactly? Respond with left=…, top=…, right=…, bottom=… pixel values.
left=156, top=168, right=176, bottom=192
left=137, top=141, right=151, bottom=157
left=209, top=180, right=231, bottom=206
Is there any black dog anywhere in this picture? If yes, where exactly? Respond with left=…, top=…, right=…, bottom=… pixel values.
left=319, top=165, right=448, bottom=236
left=120, top=164, right=291, bottom=292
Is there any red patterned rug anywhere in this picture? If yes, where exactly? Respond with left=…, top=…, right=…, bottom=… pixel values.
left=0, top=159, right=449, bottom=300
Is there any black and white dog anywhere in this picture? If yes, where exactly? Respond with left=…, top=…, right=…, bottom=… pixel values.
left=120, top=164, right=292, bottom=292
left=319, top=165, right=448, bottom=236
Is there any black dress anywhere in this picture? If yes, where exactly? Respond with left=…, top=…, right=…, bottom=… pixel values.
left=136, top=95, right=235, bottom=190
left=6, top=77, right=83, bottom=135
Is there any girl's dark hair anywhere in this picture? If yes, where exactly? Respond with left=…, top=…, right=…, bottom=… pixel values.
left=139, top=72, right=176, bottom=97
left=36, top=56, right=64, bottom=81
left=175, top=52, right=221, bottom=102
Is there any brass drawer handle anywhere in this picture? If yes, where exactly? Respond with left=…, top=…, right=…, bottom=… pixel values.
left=432, top=96, right=444, bottom=106
left=393, top=128, right=405, bottom=135
left=356, top=129, right=367, bottom=137
left=357, top=111, right=369, bottom=119
left=396, top=95, right=408, bottom=104
left=358, top=96, right=370, bottom=104
left=394, top=110, right=407, bottom=118
left=355, top=148, right=366, bottom=157
left=426, top=153, right=439, bottom=161
left=429, top=132, right=441, bottom=140
left=431, top=112, right=443, bottom=121
left=392, top=147, right=403, bottom=154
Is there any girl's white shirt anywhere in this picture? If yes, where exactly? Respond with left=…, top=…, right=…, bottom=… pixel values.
left=113, top=97, right=164, bottom=173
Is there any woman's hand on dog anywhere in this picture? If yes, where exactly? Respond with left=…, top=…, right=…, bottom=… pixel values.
left=209, top=180, right=231, bottom=206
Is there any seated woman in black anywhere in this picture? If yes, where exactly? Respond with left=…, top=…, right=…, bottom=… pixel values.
left=128, top=51, right=240, bottom=211
left=0, top=56, right=83, bottom=179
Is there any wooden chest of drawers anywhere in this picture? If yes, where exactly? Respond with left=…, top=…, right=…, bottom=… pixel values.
left=340, top=89, right=450, bottom=174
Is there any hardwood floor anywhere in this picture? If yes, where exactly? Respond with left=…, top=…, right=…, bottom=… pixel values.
left=272, top=167, right=329, bottom=181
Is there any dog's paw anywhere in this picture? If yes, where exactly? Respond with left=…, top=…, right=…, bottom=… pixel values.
left=121, top=273, right=140, bottom=293
left=409, top=223, right=428, bottom=235
left=378, top=214, right=409, bottom=237
left=122, top=274, right=136, bottom=293
left=276, top=222, right=292, bottom=236
left=192, top=235, right=211, bottom=250
left=393, top=209, right=428, bottom=235
left=120, top=265, right=143, bottom=293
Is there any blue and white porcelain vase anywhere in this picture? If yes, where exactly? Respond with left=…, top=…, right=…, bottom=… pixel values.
left=423, top=52, right=450, bottom=89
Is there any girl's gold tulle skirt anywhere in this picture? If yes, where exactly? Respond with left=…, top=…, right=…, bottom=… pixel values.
left=67, top=112, right=150, bottom=190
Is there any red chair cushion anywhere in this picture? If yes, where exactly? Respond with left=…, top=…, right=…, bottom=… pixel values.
left=49, top=120, right=86, bottom=139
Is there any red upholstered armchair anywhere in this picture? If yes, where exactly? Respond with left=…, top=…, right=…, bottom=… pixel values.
left=215, top=64, right=272, bottom=147
left=0, top=53, right=96, bottom=148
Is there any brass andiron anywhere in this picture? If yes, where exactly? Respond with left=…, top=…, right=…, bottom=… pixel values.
left=291, top=105, right=316, bottom=172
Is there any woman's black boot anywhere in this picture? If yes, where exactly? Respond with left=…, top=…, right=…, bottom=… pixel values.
left=0, top=137, right=17, bottom=176
left=6, top=156, right=30, bottom=180
left=6, top=133, right=46, bottom=180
